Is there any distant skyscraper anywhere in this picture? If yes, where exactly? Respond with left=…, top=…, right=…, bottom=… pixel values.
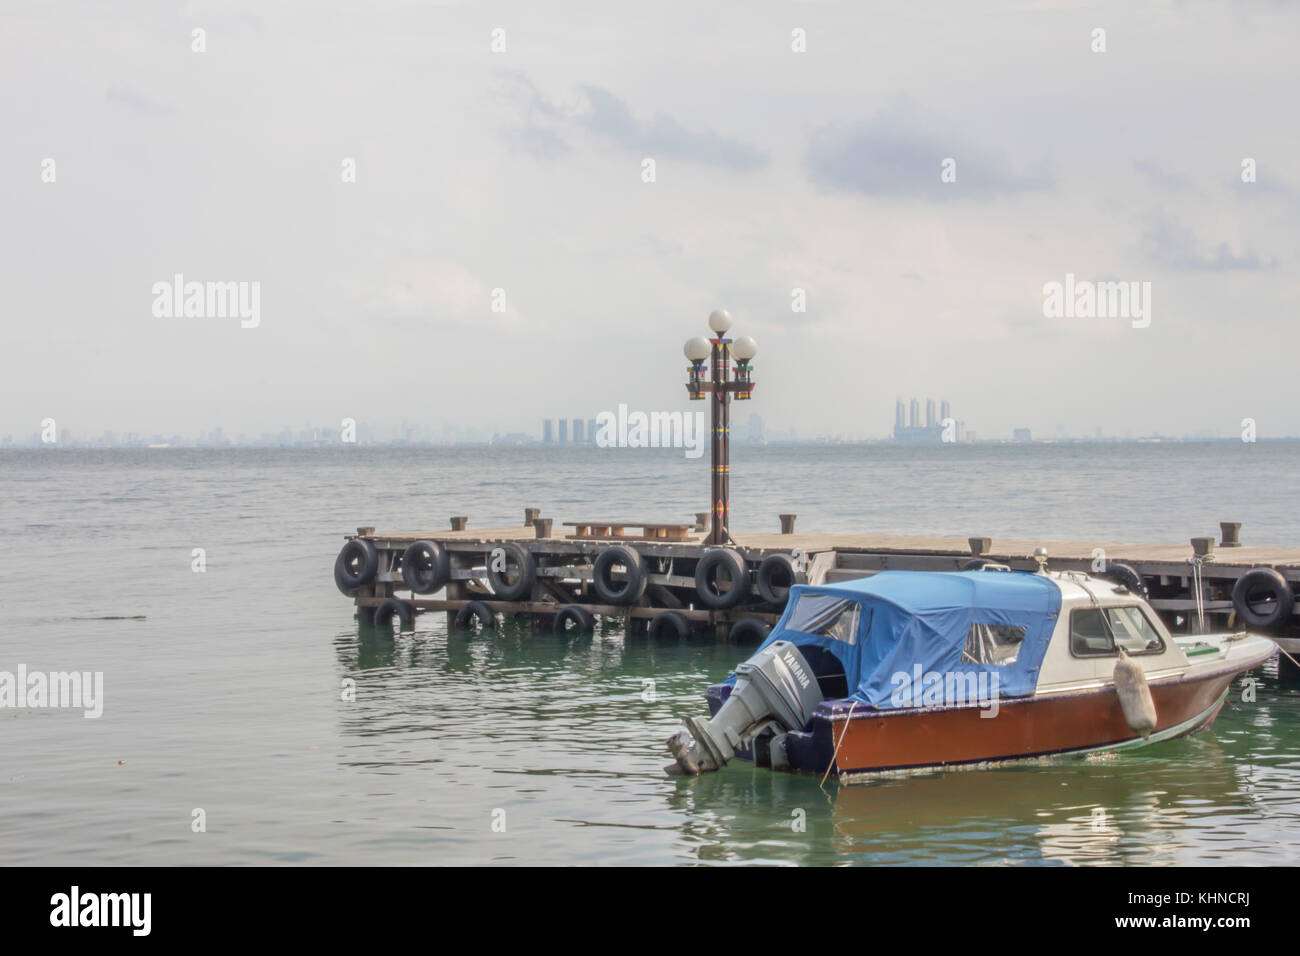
left=894, top=397, right=964, bottom=444
left=543, top=419, right=554, bottom=443
left=558, top=419, right=568, bottom=443
left=573, top=419, right=585, bottom=443
left=587, top=418, right=597, bottom=444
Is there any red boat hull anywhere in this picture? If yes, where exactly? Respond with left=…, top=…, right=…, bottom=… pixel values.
left=818, top=665, right=1247, bottom=777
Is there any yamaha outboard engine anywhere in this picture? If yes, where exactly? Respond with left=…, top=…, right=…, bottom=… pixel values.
left=666, top=640, right=823, bottom=775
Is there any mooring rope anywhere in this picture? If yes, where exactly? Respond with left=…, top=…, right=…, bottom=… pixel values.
left=820, top=700, right=858, bottom=789
left=1187, top=554, right=1212, bottom=633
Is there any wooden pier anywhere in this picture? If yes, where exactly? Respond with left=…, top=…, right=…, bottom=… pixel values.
left=334, top=514, right=1300, bottom=669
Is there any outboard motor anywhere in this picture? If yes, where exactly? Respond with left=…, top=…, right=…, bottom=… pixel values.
left=666, top=640, right=823, bottom=775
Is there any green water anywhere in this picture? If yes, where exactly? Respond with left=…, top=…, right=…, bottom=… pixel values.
left=4, top=444, right=1300, bottom=864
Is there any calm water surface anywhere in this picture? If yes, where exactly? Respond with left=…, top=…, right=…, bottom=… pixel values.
left=3, top=442, right=1300, bottom=865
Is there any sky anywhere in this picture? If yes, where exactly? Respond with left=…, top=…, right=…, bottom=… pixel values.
left=2, top=0, right=1298, bottom=441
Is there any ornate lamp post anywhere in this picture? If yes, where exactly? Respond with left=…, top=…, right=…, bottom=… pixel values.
left=684, top=309, right=758, bottom=545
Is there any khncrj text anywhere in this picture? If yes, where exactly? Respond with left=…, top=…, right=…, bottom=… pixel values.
left=0, top=665, right=103, bottom=718
left=1128, top=892, right=1250, bottom=908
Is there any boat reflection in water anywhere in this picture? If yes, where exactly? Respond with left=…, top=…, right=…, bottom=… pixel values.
left=663, top=710, right=1272, bottom=865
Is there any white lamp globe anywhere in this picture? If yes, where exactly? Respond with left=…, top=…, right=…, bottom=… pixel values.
left=683, top=336, right=711, bottom=361
left=732, top=336, right=758, bottom=361
left=708, top=309, right=733, bottom=334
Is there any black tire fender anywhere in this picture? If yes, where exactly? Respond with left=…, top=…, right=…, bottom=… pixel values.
left=335, top=539, right=379, bottom=593
left=553, top=604, right=595, bottom=635
left=756, top=554, right=805, bottom=605
left=694, top=548, right=749, bottom=610
left=1232, top=567, right=1294, bottom=633
left=728, top=617, right=771, bottom=644
left=335, top=561, right=360, bottom=597
left=487, top=542, right=536, bottom=602
left=592, top=545, right=648, bottom=605
left=649, top=610, right=690, bottom=641
left=454, top=600, right=495, bottom=630
left=1101, top=560, right=1148, bottom=599
left=401, top=540, right=450, bottom=594
left=373, top=598, right=415, bottom=630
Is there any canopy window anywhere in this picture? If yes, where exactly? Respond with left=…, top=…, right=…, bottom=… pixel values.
left=785, top=593, right=863, bottom=646
left=962, top=623, right=1027, bottom=665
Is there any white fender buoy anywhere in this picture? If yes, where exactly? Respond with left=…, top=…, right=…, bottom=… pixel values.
left=1113, top=647, right=1157, bottom=738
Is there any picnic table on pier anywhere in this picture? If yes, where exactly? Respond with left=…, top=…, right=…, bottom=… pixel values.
left=563, top=520, right=697, bottom=541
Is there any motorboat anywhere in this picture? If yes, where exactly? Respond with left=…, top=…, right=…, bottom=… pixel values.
left=665, top=559, right=1275, bottom=780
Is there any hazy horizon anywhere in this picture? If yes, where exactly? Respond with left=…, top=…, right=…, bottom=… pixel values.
left=4, top=1, right=1297, bottom=442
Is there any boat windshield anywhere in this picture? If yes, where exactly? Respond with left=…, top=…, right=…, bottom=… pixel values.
left=1106, top=606, right=1164, bottom=654
left=785, top=593, right=862, bottom=645
left=1071, top=605, right=1165, bottom=656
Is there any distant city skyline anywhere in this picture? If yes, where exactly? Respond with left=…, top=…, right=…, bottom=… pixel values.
left=1, top=411, right=1279, bottom=449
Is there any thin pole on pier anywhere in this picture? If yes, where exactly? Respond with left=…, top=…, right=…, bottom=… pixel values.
left=711, top=332, right=730, bottom=544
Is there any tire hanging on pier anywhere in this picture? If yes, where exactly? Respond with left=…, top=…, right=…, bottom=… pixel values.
left=373, top=598, right=415, bottom=631
left=487, top=542, right=536, bottom=602
left=334, top=539, right=379, bottom=594
left=756, top=554, right=805, bottom=605
left=1101, top=561, right=1148, bottom=599
left=454, top=601, right=495, bottom=631
left=401, top=540, right=450, bottom=594
left=694, top=548, right=749, bottom=610
left=592, top=545, right=648, bottom=605
left=1231, top=567, right=1294, bottom=633
left=335, top=562, right=360, bottom=597
left=553, top=604, right=595, bottom=635
left=649, top=610, right=690, bottom=641
left=728, top=617, right=771, bottom=644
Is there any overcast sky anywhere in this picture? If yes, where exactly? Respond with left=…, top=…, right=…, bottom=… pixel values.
left=3, top=0, right=1297, bottom=441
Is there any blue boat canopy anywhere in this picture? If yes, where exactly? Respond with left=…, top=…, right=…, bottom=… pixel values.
left=748, top=570, right=1063, bottom=708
